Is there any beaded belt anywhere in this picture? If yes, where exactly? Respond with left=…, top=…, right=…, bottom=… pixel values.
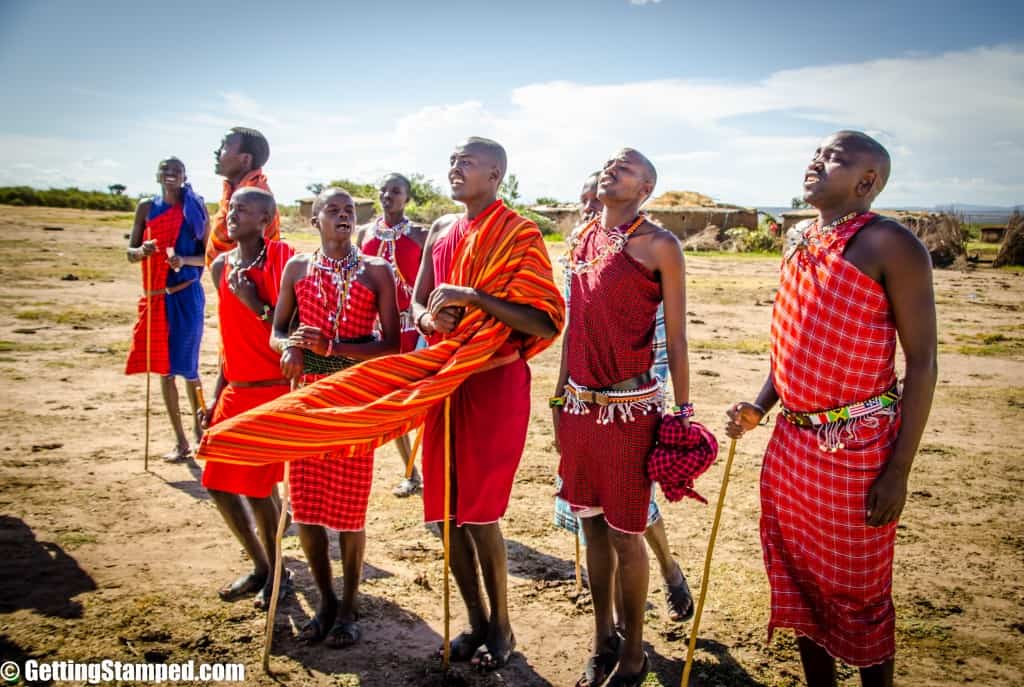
left=229, top=378, right=290, bottom=389
left=782, top=384, right=901, bottom=452
left=563, top=374, right=663, bottom=425
left=782, top=385, right=900, bottom=428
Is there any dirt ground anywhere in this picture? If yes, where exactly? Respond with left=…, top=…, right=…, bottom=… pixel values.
left=0, top=205, right=1022, bottom=686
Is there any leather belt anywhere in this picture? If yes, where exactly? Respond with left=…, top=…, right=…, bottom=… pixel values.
left=145, top=279, right=197, bottom=297
left=566, top=371, right=658, bottom=407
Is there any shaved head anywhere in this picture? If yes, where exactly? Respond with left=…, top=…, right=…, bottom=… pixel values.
left=619, top=148, right=657, bottom=188
left=232, top=186, right=276, bottom=216
left=312, top=186, right=353, bottom=215
left=833, top=130, right=891, bottom=193
left=582, top=171, right=601, bottom=193
left=460, top=136, right=507, bottom=180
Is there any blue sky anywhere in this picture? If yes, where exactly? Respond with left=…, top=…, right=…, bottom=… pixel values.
left=1, top=0, right=1021, bottom=207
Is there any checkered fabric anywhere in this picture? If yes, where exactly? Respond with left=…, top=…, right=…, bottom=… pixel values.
left=763, top=211, right=901, bottom=667
left=553, top=476, right=661, bottom=543
left=289, top=268, right=379, bottom=531
left=557, top=227, right=662, bottom=534
left=646, top=418, right=717, bottom=503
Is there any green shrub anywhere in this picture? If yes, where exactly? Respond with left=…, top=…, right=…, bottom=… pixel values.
left=0, top=186, right=135, bottom=211
left=520, top=208, right=558, bottom=236
left=725, top=226, right=782, bottom=253
left=535, top=196, right=561, bottom=206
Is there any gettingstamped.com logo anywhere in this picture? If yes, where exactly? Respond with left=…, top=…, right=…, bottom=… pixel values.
left=1, top=659, right=245, bottom=684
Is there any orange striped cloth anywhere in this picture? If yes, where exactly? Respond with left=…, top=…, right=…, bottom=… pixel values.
left=205, top=168, right=281, bottom=265
left=197, top=201, right=564, bottom=467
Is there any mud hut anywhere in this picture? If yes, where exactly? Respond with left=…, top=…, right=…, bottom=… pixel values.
left=994, top=213, right=1024, bottom=268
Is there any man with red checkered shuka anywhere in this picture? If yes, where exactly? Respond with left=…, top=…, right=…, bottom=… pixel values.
left=727, top=131, right=937, bottom=687
left=553, top=149, right=694, bottom=687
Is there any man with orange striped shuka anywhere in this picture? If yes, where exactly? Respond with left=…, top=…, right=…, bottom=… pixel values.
left=205, top=127, right=281, bottom=266
left=271, top=187, right=400, bottom=649
left=195, top=142, right=563, bottom=662
left=200, top=188, right=293, bottom=611
left=355, top=173, right=429, bottom=498
left=411, top=137, right=561, bottom=671
left=727, top=131, right=937, bottom=687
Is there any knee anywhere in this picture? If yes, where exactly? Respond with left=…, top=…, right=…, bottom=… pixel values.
left=607, top=529, right=647, bottom=559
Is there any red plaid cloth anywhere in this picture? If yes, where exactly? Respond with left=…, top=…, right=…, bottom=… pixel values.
left=557, top=227, right=662, bottom=534
left=764, top=211, right=900, bottom=667
left=289, top=267, right=378, bottom=531
left=646, top=418, right=718, bottom=503
left=124, top=204, right=182, bottom=376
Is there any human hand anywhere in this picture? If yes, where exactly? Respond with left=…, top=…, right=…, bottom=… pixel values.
left=428, top=283, right=477, bottom=316
left=431, top=306, right=465, bottom=334
left=197, top=402, right=217, bottom=430
left=287, top=325, right=330, bottom=356
left=227, top=266, right=261, bottom=309
left=167, top=254, right=184, bottom=271
left=140, top=240, right=158, bottom=257
left=280, top=346, right=304, bottom=380
left=866, top=465, right=908, bottom=527
left=725, top=402, right=765, bottom=439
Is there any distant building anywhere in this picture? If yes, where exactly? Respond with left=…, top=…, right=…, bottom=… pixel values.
left=980, top=226, right=1007, bottom=243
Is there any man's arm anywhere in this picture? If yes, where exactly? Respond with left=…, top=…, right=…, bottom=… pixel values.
left=271, top=256, right=305, bottom=380
left=865, top=222, right=937, bottom=526
left=652, top=231, right=690, bottom=410
left=126, top=200, right=154, bottom=262
left=411, top=215, right=461, bottom=335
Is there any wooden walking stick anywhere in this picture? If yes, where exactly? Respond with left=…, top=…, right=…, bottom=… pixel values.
left=680, top=437, right=738, bottom=687
left=144, top=247, right=152, bottom=472
left=405, top=424, right=424, bottom=479
left=442, top=397, right=453, bottom=668
left=262, top=463, right=291, bottom=674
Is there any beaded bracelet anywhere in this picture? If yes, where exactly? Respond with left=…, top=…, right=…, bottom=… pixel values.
left=671, top=403, right=695, bottom=418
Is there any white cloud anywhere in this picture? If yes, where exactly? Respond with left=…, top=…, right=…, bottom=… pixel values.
left=629, top=0, right=663, bottom=5
left=4, top=45, right=1022, bottom=208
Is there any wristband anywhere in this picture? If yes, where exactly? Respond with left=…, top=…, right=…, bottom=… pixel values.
left=670, top=403, right=695, bottom=418
left=415, top=311, right=432, bottom=335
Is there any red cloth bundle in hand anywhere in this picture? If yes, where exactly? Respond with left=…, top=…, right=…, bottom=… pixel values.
left=646, top=417, right=718, bottom=503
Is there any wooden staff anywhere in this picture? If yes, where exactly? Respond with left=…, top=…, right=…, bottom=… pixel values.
left=681, top=437, right=738, bottom=686
left=262, top=463, right=291, bottom=674
left=405, top=424, right=424, bottom=479
left=144, top=244, right=152, bottom=471
left=442, top=398, right=452, bottom=668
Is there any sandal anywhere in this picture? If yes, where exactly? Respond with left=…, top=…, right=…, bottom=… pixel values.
left=471, top=633, right=516, bottom=672
left=218, top=572, right=265, bottom=601
left=437, top=630, right=486, bottom=662
left=392, top=477, right=422, bottom=498
left=254, top=570, right=292, bottom=611
left=606, top=652, right=650, bottom=687
left=297, top=616, right=328, bottom=644
left=575, top=634, right=621, bottom=687
left=664, top=575, right=695, bottom=622
left=325, top=618, right=362, bottom=649
left=162, top=445, right=192, bottom=463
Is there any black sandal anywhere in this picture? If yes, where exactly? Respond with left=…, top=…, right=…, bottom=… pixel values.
left=575, top=634, right=621, bottom=687
left=606, top=652, right=650, bottom=687
left=665, top=576, right=695, bottom=622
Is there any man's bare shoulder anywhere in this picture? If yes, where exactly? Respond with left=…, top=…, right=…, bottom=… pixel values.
left=428, top=213, right=461, bottom=239
left=861, top=216, right=929, bottom=257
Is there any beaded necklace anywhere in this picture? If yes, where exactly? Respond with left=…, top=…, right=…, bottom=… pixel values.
left=785, top=210, right=860, bottom=262
left=561, top=213, right=646, bottom=277
left=373, top=216, right=413, bottom=295
left=228, top=239, right=267, bottom=271
left=312, top=246, right=365, bottom=335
